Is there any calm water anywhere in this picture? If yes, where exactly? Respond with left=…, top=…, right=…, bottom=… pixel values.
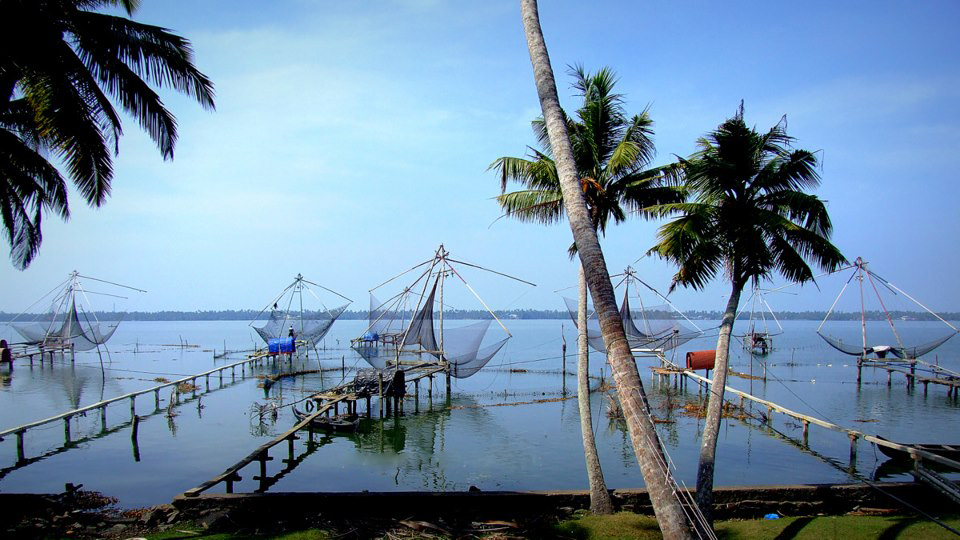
left=0, top=319, right=957, bottom=508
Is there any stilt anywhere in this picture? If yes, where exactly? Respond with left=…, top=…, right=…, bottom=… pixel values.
left=131, top=419, right=141, bottom=462
left=857, top=359, right=862, bottom=386
left=849, top=433, right=859, bottom=465
left=802, top=420, right=809, bottom=445
left=365, top=396, right=372, bottom=418
left=16, top=431, right=24, bottom=463
left=100, top=406, right=107, bottom=431
left=414, top=380, right=420, bottom=413
left=155, top=389, right=161, bottom=411
left=63, top=416, right=71, bottom=444
left=378, top=372, right=384, bottom=418
left=129, top=396, right=136, bottom=419
left=887, top=370, right=892, bottom=387
left=561, top=337, right=567, bottom=394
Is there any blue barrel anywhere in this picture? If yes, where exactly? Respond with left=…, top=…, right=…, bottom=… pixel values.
left=268, top=337, right=296, bottom=353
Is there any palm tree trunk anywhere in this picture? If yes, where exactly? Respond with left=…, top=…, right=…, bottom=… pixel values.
left=520, top=1, right=691, bottom=538
left=695, top=280, right=744, bottom=527
left=578, top=264, right=613, bottom=514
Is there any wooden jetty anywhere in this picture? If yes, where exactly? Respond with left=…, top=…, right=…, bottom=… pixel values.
left=863, top=360, right=960, bottom=398
left=681, top=369, right=960, bottom=502
left=0, top=340, right=75, bottom=367
left=0, top=352, right=275, bottom=464
left=184, top=363, right=448, bottom=497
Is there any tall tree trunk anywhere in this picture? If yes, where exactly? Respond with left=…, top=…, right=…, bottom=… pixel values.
left=578, top=264, right=613, bottom=513
left=519, top=2, right=691, bottom=538
left=695, top=280, right=744, bottom=527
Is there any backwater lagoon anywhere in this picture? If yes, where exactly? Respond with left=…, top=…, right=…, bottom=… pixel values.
left=0, top=319, right=957, bottom=508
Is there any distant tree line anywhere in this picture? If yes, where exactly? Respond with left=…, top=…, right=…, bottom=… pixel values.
left=1, top=309, right=957, bottom=322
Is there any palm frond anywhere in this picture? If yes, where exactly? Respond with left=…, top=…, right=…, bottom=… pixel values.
left=495, top=189, right=564, bottom=225
left=71, top=11, right=216, bottom=110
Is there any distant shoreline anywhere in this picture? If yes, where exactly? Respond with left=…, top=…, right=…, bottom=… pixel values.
left=1, top=309, right=957, bottom=322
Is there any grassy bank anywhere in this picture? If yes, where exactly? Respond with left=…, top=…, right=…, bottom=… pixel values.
left=133, top=512, right=960, bottom=539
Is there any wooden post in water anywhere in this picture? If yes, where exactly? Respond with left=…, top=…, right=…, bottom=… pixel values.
left=802, top=419, right=810, bottom=446
left=378, top=372, right=384, bottom=418
left=129, top=396, right=136, bottom=420
left=63, top=416, right=71, bottom=444
left=16, top=430, right=25, bottom=463
left=100, top=406, right=107, bottom=431
left=849, top=432, right=859, bottom=466
left=561, top=327, right=567, bottom=395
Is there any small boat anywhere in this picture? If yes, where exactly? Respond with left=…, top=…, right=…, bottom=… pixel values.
left=292, top=405, right=360, bottom=433
left=874, top=436, right=960, bottom=462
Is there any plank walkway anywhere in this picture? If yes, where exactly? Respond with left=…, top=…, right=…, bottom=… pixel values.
left=681, top=369, right=960, bottom=486
left=184, top=363, right=449, bottom=497
left=0, top=353, right=272, bottom=463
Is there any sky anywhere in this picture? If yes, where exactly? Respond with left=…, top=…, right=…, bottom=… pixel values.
left=3, top=0, right=960, bottom=315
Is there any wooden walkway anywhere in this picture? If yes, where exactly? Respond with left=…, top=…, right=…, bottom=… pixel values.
left=0, top=353, right=273, bottom=463
left=184, top=394, right=353, bottom=497
left=681, top=369, right=960, bottom=501
left=184, top=363, right=449, bottom=497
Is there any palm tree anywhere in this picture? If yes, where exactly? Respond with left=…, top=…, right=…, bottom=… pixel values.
left=0, top=0, right=215, bottom=268
left=648, top=102, right=846, bottom=527
left=518, top=1, right=692, bottom=537
left=490, top=65, right=682, bottom=514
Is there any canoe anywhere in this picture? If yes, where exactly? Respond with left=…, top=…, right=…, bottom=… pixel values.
left=874, top=435, right=960, bottom=462
left=292, top=405, right=360, bottom=433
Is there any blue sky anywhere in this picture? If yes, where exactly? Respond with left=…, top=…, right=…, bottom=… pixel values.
left=3, top=0, right=960, bottom=314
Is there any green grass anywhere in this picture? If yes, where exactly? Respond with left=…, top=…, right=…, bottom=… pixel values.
left=144, top=525, right=330, bottom=540
left=555, top=512, right=960, bottom=539
left=139, top=513, right=960, bottom=539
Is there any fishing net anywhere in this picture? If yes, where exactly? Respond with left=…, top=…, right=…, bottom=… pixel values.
left=355, top=278, right=510, bottom=378
left=816, top=260, right=958, bottom=360
left=563, top=293, right=697, bottom=354
left=12, top=302, right=120, bottom=351
left=254, top=303, right=348, bottom=346
left=818, top=331, right=956, bottom=359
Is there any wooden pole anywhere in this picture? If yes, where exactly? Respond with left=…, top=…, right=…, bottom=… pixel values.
left=16, top=431, right=24, bottom=463
left=849, top=433, right=859, bottom=466
left=561, top=326, right=567, bottom=394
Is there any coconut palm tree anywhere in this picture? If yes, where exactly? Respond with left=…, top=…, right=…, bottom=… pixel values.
left=490, top=65, right=682, bottom=514
left=0, top=0, right=215, bottom=268
left=648, top=102, right=846, bottom=527
left=518, top=2, right=692, bottom=536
